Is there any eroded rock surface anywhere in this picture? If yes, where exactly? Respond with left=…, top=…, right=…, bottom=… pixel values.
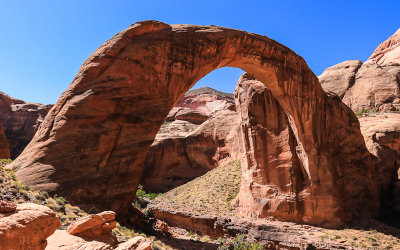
left=10, top=21, right=378, bottom=226
left=0, top=124, right=10, bottom=159
left=0, top=203, right=60, bottom=250
left=46, top=230, right=113, bottom=250
left=0, top=91, right=52, bottom=158
left=319, top=28, right=400, bottom=112
left=143, top=91, right=238, bottom=192
left=67, top=211, right=117, bottom=245
left=233, top=73, right=308, bottom=222
left=359, top=113, right=400, bottom=212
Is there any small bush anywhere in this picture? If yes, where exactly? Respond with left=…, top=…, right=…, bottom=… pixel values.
left=53, top=194, right=67, bottom=205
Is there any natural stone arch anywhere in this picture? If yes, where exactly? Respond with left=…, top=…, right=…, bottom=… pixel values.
left=10, top=21, right=378, bottom=226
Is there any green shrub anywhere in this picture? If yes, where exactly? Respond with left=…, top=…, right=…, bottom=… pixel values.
left=217, top=234, right=263, bottom=250
left=53, top=194, right=67, bottom=205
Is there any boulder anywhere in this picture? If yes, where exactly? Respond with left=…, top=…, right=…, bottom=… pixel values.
left=115, top=236, right=152, bottom=250
left=0, top=91, right=52, bottom=158
left=0, top=124, right=10, bottom=159
left=0, top=203, right=60, bottom=250
left=66, top=211, right=116, bottom=244
left=9, top=21, right=378, bottom=226
left=0, top=200, right=16, bottom=213
left=46, top=230, right=112, bottom=250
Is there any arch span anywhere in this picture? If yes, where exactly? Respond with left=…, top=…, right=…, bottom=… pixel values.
left=10, top=21, right=378, bottom=226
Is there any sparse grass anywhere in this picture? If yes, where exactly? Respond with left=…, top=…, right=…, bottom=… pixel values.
left=355, top=108, right=376, bottom=116
left=112, top=223, right=173, bottom=249
left=312, top=228, right=400, bottom=249
left=150, top=159, right=241, bottom=217
left=217, top=234, right=263, bottom=250
left=0, top=159, right=88, bottom=228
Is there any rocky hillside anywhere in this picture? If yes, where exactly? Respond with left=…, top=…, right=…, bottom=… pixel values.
left=0, top=91, right=52, bottom=158
left=319, top=28, right=400, bottom=112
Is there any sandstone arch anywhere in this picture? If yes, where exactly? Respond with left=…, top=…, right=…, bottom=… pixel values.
left=10, top=21, right=378, bottom=226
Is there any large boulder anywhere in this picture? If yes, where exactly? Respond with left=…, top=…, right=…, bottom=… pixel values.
left=66, top=211, right=117, bottom=245
left=9, top=21, right=377, bottom=226
left=319, top=28, right=400, bottom=112
left=46, top=230, right=113, bottom=250
left=0, top=124, right=10, bottom=159
left=0, top=203, right=60, bottom=250
left=0, top=91, right=52, bottom=158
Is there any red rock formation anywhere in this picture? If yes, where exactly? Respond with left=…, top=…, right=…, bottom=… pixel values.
left=0, top=124, right=10, bottom=159
left=67, top=211, right=117, bottom=244
left=319, top=60, right=362, bottom=98
left=233, top=73, right=308, bottom=222
left=115, top=236, right=152, bottom=250
left=319, top=28, right=400, bottom=112
left=47, top=230, right=113, bottom=249
left=0, top=203, right=60, bottom=250
left=359, top=113, right=400, bottom=213
left=0, top=200, right=16, bottom=213
left=0, top=91, right=52, bottom=158
left=10, top=21, right=378, bottom=226
left=143, top=109, right=238, bottom=192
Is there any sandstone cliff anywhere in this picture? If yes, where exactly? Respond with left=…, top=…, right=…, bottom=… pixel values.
left=319, top=28, right=400, bottom=112
left=0, top=91, right=52, bottom=158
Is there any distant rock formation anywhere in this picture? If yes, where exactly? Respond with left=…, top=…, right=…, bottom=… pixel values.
left=0, top=91, right=52, bottom=158
left=319, top=28, right=400, bottom=112
left=0, top=123, right=10, bottom=159
left=143, top=87, right=237, bottom=192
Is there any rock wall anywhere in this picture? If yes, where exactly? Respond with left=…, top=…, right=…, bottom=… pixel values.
left=0, top=91, right=52, bottom=158
left=319, top=28, right=400, bottom=112
left=9, top=21, right=378, bottom=226
left=0, top=124, right=10, bottom=159
left=233, top=73, right=309, bottom=222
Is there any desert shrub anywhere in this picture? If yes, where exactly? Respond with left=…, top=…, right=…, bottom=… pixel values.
left=53, top=194, right=67, bottom=205
left=135, top=185, right=163, bottom=200
left=218, top=234, right=263, bottom=250
left=0, top=159, right=12, bottom=165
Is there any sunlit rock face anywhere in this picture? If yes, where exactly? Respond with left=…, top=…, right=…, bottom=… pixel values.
left=9, top=21, right=378, bottom=226
left=319, top=28, right=400, bottom=112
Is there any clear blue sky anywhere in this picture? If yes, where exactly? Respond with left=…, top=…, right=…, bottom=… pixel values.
left=0, top=0, right=399, bottom=104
